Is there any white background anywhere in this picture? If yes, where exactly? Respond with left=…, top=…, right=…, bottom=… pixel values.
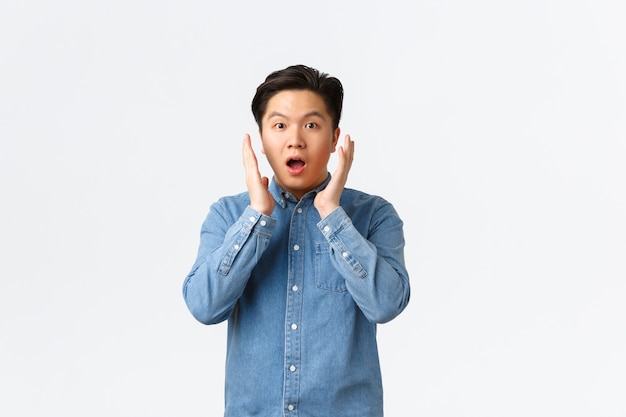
left=1, top=1, right=625, bottom=416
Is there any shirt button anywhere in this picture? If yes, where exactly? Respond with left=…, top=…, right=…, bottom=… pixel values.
left=293, top=244, right=300, bottom=251
left=260, top=220, right=266, bottom=226
left=292, top=285, right=298, bottom=292
left=291, top=323, right=298, bottom=330
left=289, top=365, right=296, bottom=372
left=323, top=225, right=330, bottom=232
left=342, top=251, right=348, bottom=257
left=288, top=404, right=294, bottom=411
left=249, top=216, right=255, bottom=222
left=297, top=207, right=303, bottom=214
left=234, top=244, right=240, bottom=250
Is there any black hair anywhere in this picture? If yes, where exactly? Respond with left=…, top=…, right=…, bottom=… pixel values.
left=251, top=64, right=343, bottom=131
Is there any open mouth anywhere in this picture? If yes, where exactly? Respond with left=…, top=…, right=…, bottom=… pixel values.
left=287, top=158, right=305, bottom=169
left=286, top=157, right=306, bottom=174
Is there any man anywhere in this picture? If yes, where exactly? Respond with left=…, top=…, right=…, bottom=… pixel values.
left=183, top=64, right=410, bottom=416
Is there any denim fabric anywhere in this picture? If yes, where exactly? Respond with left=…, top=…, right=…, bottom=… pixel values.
left=183, top=175, right=410, bottom=417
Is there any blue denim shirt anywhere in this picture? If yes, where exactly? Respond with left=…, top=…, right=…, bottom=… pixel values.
left=183, top=176, right=410, bottom=417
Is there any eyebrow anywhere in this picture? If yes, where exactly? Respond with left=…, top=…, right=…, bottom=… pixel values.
left=266, top=110, right=326, bottom=120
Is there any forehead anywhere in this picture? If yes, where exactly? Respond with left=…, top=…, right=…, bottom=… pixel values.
left=264, top=89, right=329, bottom=119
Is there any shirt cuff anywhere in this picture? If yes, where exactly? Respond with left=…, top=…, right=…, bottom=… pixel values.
left=317, top=206, right=351, bottom=239
left=242, top=206, right=277, bottom=236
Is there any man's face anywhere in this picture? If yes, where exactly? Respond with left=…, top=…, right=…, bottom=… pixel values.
left=260, top=89, right=340, bottom=200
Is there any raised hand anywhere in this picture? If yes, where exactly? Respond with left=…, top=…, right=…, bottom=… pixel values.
left=314, top=134, right=354, bottom=219
left=242, top=134, right=275, bottom=215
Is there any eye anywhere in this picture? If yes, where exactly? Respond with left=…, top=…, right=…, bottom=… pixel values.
left=305, top=122, right=317, bottom=128
left=274, top=122, right=285, bottom=129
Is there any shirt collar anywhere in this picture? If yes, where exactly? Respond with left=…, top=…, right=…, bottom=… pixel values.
left=269, top=174, right=332, bottom=208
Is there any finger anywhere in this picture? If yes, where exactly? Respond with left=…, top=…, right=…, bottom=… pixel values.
left=343, top=134, right=354, bottom=162
left=335, top=134, right=354, bottom=176
left=242, top=134, right=252, bottom=162
left=242, top=134, right=259, bottom=176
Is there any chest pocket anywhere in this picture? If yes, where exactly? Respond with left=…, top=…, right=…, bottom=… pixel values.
left=314, top=242, right=347, bottom=292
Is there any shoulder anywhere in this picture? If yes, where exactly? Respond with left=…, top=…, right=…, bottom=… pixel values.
left=340, top=188, right=400, bottom=217
left=340, top=188, right=404, bottom=232
left=341, top=187, right=393, bottom=207
left=207, top=191, right=251, bottom=219
left=214, top=191, right=250, bottom=205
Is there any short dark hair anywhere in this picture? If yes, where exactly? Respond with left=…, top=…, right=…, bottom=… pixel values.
left=251, top=64, right=344, bottom=131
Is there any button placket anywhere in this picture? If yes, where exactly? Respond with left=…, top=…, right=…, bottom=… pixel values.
left=283, top=201, right=305, bottom=412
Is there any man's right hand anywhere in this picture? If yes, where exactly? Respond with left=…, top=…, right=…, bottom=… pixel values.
left=243, top=134, right=275, bottom=216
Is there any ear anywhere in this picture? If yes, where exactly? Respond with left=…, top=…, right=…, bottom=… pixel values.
left=259, top=130, right=266, bottom=154
left=331, top=127, right=341, bottom=152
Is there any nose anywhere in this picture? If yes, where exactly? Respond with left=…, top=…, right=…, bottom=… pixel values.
left=287, top=129, right=305, bottom=149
